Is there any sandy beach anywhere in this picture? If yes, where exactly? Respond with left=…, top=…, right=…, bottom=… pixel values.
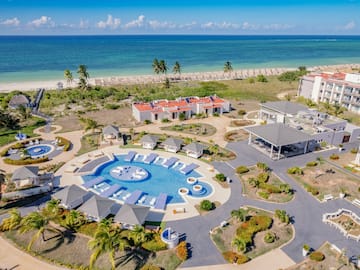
left=0, top=63, right=359, bottom=92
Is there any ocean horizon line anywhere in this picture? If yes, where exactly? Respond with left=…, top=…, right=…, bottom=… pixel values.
left=1, top=34, right=360, bottom=37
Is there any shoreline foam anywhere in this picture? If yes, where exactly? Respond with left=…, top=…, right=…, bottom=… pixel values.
left=0, top=63, right=359, bottom=92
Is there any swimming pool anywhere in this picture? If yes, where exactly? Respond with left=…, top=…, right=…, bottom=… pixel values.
left=26, top=144, right=54, bottom=158
left=82, top=154, right=213, bottom=204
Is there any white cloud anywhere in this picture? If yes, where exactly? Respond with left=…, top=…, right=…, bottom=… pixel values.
left=263, top=23, right=294, bottom=30
left=148, top=20, right=176, bottom=30
left=179, top=21, right=198, bottom=29
left=97, top=15, right=121, bottom=29
left=28, top=16, right=55, bottom=27
left=124, top=15, right=146, bottom=29
left=79, top=19, right=89, bottom=29
left=344, top=21, right=356, bottom=30
left=0, top=17, right=20, bottom=26
left=201, top=21, right=239, bottom=29
left=241, top=22, right=260, bottom=30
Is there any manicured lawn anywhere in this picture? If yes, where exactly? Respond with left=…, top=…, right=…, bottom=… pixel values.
left=0, top=117, right=46, bottom=147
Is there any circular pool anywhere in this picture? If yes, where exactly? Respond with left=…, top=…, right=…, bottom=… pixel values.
left=26, top=144, right=54, bottom=158
left=110, top=165, right=149, bottom=181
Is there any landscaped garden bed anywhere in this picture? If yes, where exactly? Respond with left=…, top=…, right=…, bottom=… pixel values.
left=326, top=150, right=360, bottom=175
left=211, top=207, right=293, bottom=264
left=160, top=123, right=216, bottom=137
left=229, top=120, right=256, bottom=127
left=237, top=163, right=294, bottom=203
left=224, top=129, right=249, bottom=142
left=287, top=160, right=360, bottom=201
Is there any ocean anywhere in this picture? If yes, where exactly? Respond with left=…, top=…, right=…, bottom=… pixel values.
left=0, top=35, right=360, bottom=83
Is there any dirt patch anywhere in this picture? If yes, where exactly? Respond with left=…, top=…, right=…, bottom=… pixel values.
left=54, top=107, right=135, bottom=132
left=160, top=123, right=217, bottom=137
left=226, top=100, right=260, bottom=119
left=290, top=161, right=360, bottom=201
left=327, top=151, right=360, bottom=175
left=287, top=242, right=355, bottom=270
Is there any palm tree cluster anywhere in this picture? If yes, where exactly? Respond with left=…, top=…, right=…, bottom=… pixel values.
left=152, top=59, right=181, bottom=76
left=88, top=222, right=151, bottom=270
left=223, top=61, right=233, bottom=73
left=0, top=110, right=20, bottom=129
left=63, top=64, right=90, bottom=90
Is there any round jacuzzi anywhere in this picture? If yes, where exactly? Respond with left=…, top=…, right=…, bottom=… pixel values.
left=186, top=177, right=198, bottom=185
left=192, top=184, right=203, bottom=194
left=26, top=144, right=54, bottom=158
left=178, top=187, right=190, bottom=196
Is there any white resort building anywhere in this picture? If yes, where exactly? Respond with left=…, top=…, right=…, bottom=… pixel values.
left=132, top=95, right=231, bottom=122
left=298, top=72, right=360, bottom=114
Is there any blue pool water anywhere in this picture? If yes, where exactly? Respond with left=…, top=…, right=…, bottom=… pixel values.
left=26, top=144, right=52, bottom=158
left=82, top=155, right=213, bottom=204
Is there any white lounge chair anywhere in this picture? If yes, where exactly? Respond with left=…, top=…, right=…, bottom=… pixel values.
left=149, top=197, right=156, bottom=206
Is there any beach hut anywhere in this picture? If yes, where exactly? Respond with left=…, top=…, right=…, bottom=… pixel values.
left=102, top=125, right=120, bottom=140
left=183, top=142, right=207, bottom=158
left=52, top=185, right=93, bottom=209
left=78, top=195, right=119, bottom=222
left=11, top=166, right=40, bottom=188
left=8, top=94, right=30, bottom=109
left=163, top=138, right=183, bottom=153
left=114, top=204, right=150, bottom=230
left=140, top=135, right=159, bottom=150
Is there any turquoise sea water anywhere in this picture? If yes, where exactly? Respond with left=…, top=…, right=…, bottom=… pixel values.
left=0, top=35, right=360, bottom=83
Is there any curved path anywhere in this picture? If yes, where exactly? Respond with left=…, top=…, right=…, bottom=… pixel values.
left=170, top=140, right=360, bottom=268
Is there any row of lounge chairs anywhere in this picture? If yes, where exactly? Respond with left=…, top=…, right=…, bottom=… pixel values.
left=82, top=178, right=168, bottom=210
left=128, top=151, right=198, bottom=174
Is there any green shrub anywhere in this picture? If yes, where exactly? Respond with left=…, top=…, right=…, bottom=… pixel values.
left=104, top=103, right=120, bottom=110
left=215, top=173, right=226, bottom=182
left=256, top=74, right=268, bottom=83
left=236, top=166, right=249, bottom=174
left=178, top=112, right=186, bottom=121
left=3, top=156, right=49, bottom=165
left=144, top=120, right=152, bottom=125
left=287, top=167, right=303, bottom=175
left=248, top=78, right=255, bottom=84
left=280, top=184, right=291, bottom=194
left=237, top=109, right=246, bottom=116
left=306, top=186, right=319, bottom=196
left=236, top=215, right=273, bottom=247
left=259, top=183, right=281, bottom=194
left=256, top=162, right=269, bottom=172
left=303, top=244, right=310, bottom=251
left=236, top=254, right=249, bottom=264
left=350, top=148, right=358, bottom=154
left=142, top=234, right=167, bottom=251
left=309, top=251, right=325, bottom=261
left=161, top=118, right=170, bottom=123
left=306, top=161, right=318, bottom=167
left=213, top=112, right=220, bottom=117
left=264, top=232, right=275, bottom=243
left=257, top=172, right=269, bottom=183
left=200, top=200, right=214, bottom=211
left=258, top=191, right=270, bottom=199
left=330, top=154, right=339, bottom=160
left=320, top=141, right=327, bottom=147
left=275, top=209, right=290, bottom=224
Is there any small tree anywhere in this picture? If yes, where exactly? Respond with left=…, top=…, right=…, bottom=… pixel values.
left=215, top=173, right=226, bottom=182
left=200, top=200, right=214, bottom=211
left=178, top=112, right=186, bottom=121
left=256, top=162, right=269, bottom=172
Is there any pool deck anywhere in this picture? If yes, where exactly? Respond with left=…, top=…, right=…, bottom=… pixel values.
left=57, top=146, right=231, bottom=221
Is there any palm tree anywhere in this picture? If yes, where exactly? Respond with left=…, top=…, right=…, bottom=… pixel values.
left=64, top=69, right=73, bottom=86
left=173, top=61, right=181, bottom=77
left=79, top=117, right=102, bottom=133
left=65, top=210, right=85, bottom=231
left=77, top=65, right=89, bottom=90
left=159, top=60, right=167, bottom=75
left=333, top=103, right=345, bottom=117
left=17, top=105, right=31, bottom=120
left=88, top=222, right=128, bottom=270
left=152, top=58, right=160, bottom=75
left=231, top=237, right=247, bottom=253
left=128, top=225, right=151, bottom=247
left=19, top=212, right=49, bottom=250
left=224, top=61, right=233, bottom=73
left=43, top=199, right=60, bottom=219
left=1, top=209, right=22, bottom=231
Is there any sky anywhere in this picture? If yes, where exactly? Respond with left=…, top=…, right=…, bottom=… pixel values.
left=0, top=0, right=359, bottom=35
